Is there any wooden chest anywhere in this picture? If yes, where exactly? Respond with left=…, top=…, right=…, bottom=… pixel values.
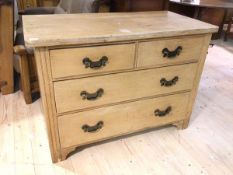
left=23, top=11, right=218, bottom=163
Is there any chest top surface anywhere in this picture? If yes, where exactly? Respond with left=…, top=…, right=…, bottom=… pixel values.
left=23, top=11, right=218, bottom=47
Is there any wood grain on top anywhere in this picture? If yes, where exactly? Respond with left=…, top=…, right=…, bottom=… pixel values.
left=23, top=11, right=218, bottom=47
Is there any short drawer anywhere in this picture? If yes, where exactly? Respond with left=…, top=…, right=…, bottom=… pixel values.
left=50, top=44, right=135, bottom=79
left=58, top=92, right=190, bottom=148
left=137, top=36, right=204, bottom=68
left=54, top=63, right=197, bottom=114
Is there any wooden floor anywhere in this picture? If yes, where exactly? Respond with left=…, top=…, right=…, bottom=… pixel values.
left=0, top=39, right=233, bottom=175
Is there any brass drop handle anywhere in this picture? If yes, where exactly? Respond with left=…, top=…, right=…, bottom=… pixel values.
left=83, top=56, right=108, bottom=69
left=82, top=121, right=104, bottom=133
left=80, top=88, right=104, bottom=101
left=162, top=46, right=182, bottom=58
left=154, top=106, right=172, bottom=117
left=160, top=76, right=179, bottom=87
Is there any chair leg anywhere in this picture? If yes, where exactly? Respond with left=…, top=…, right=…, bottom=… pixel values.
left=19, top=54, right=32, bottom=104
left=224, top=32, right=228, bottom=41
left=224, top=19, right=233, bottom=42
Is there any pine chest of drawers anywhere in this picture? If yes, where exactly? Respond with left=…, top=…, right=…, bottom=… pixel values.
left=23, top=11, right=218, bottom=163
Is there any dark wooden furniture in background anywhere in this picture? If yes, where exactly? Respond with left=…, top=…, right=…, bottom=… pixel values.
left=17, top=0, right=37, bottom=10
left=169, top=0, right=233, bottom=39
left=37, top=0, right=58, bottom=7
left=0, top=0, right=14, bottom=94
left=14, top=44, right=39, bottom=104
left=17, top=0, right=58, bottom=10
left=110, top=0, right=169, bottom=12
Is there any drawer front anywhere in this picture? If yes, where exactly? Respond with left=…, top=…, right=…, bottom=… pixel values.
left=50, top=44, right=135, bottom=79
left=54, top=63, right=197, bottom=113
left=137, top=36, right=204, bottom=68
left=58, top=93, right=190, bottom=148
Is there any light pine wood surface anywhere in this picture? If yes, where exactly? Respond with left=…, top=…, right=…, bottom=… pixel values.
left=0, top=40, right=233, bottom=174
left=23, top=12, right=216, bottom=162
left=137, top=35, right=203, bottom=68
left=22, top=11, right=218, bottom=47
left=54, top=63, right=197, bottom=114
left=58, top=92, right=190, bottom=149
left=50, top=43, right=135, bottom=79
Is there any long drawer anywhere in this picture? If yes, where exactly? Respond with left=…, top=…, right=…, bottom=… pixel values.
left=58, top=92, right=190, bottom=148
left=137, top=36, right=204, bottom=68
left=54, top=63, right=197, bottom=114
left=50, top=43, right=135, bottom=79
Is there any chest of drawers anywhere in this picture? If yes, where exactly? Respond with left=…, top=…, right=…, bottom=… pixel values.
left=23, top=11, right=218, bottom=163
